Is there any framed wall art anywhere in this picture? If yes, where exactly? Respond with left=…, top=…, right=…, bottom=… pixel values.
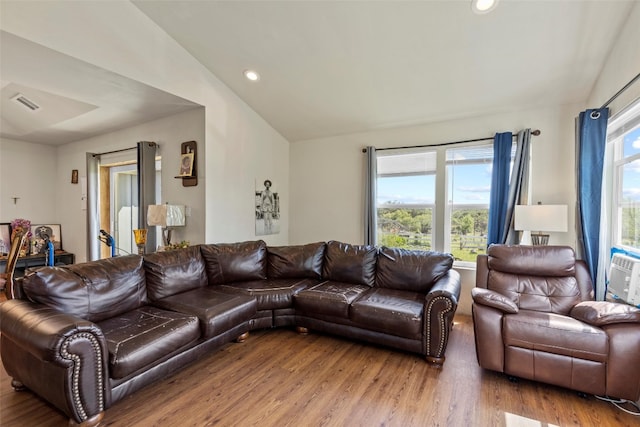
left=0, top=223, right=10, bottom=256
left=255, top=178, right=280, bottom=236
left=30, top=224, right=62, bottom=254
left=179, top=152, right=194, bottom=177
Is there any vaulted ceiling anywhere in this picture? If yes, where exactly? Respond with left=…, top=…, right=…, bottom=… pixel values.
left=1, top=1, right=636, bottom=145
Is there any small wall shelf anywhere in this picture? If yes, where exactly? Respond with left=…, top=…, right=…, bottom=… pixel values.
left=174, top=140, right=197, bottom=187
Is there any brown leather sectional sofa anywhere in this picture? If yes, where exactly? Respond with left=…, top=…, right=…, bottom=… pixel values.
left=0, top=240, right=460, bottom=426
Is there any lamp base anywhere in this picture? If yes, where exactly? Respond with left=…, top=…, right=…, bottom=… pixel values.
left=531, top=233, right=550, bottom=246
left=162, top=228, right=173, bottom=247
left=132, top=229, right=148, bottom=254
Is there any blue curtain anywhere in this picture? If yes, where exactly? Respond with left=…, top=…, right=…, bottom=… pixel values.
left=487, top=132, right=513, bottom=246
left=577, top=108, right=609, bottom=287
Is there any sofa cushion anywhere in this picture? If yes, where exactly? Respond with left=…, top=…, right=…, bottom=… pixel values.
left=322, top=240, right=377, bottom=287
left=98, top=306, right=200, bottom=379
left=22, top=255, right=147, bottom=323
left=503, top=310, right=608, bottom=363
left=294, top=281, right=370, bottom=318
left=219, top=278, right=318, bottom=310
left=201, top=240, right=267, bottom=284
left=152, top=288, right=257, bottom=339
left=267, top=242, right=326, bottom=279
left=350, top=288, right=424, bottom=340
left=375, top=247, right=453, bottom=292
left=144, top=246, right=207, bottom=300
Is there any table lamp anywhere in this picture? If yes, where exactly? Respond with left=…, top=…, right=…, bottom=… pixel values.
left=147, top=204, right=186, bottom=247
left=514, top=203, right=568, bottom=245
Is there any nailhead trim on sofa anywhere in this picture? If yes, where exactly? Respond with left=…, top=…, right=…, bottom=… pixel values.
left=60, top=332, right=104, bottom=422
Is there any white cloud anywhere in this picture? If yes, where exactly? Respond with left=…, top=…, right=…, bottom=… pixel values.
left=623, top=188, right=640, bottom=201
left=458, top=186, right=490, bottom=193
left=628, top=159, right=640, bottom=173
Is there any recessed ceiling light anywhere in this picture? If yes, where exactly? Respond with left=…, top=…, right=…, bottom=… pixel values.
left=244, top=70, right=260, bottom=81
left=471, top=0, right=498, bottom=14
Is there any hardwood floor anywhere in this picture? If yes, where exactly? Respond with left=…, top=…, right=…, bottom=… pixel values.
left=1, top=314, right=638, bottom=426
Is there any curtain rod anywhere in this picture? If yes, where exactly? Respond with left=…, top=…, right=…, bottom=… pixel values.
left=91, top=146, right=136, bottom=157
left=600, top=72, right=640, bottom=110
left=364, top=129, right=540, bottom=153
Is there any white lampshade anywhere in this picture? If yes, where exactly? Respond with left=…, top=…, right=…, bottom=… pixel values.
left=514, top=204, right=568, bottom=233
left=147, top=204, right=186, bottom=228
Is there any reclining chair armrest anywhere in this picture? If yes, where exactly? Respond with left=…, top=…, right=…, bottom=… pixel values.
left=423, top=269, right=460, bottom=365
left=471, top=302, right=506, bottom=372
left=570, top=300, right=640, bottom=327
left=1, top=299, right=109, bottom=426
left=471, top=288, right=518, bottom=314
left=601, top=323, right=640, bottom=401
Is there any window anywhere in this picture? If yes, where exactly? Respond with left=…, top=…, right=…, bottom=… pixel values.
left=609, top=100, right=640, bottom=251
left=446, top=145, right=494, bottom=261
left=377, top=150, right=436, bottom=250
left=376, top=142, right=511, bottom=264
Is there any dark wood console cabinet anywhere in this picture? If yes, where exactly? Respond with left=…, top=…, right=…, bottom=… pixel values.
left=1, top=251, right=75, bottom=276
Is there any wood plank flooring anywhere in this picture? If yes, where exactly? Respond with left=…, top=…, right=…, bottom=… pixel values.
left=1, top=314, right=638, bottom=426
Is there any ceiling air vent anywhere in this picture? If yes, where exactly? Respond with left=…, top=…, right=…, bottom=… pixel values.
left=11, top=93, right=41, bottom=111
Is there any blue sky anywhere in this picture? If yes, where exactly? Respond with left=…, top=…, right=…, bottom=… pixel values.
left=377, top=163, right=492, bottom=206
left=623, top=126, right=640, bottom=202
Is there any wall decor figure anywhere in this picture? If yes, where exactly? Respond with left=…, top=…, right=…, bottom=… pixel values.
left=255, top=178, right=280, bottom=235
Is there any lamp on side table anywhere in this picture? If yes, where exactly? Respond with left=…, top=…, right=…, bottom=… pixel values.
left=147, top=204, right=186, bottom=248
left=514, top=203, right=568, bottom=245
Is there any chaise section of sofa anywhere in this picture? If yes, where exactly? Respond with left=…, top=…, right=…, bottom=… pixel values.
left=144, top=246, right=258, bottom=340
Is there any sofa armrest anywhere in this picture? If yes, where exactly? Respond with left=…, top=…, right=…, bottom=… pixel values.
left=423, top=269, right=460, bottom=364
left=1, top=299, right=109, bottom=425
left=570, top=300, right=640, bottom=326
left=471, top=288, right=518, bottom=314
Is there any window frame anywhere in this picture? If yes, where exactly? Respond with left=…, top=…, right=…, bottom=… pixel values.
left=375, top=141, right=498, bottom=268
left=609, top=101, right=640, bottom=252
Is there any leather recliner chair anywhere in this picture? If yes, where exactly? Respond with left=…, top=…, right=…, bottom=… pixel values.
left=472, top=244, right=640, bottom=401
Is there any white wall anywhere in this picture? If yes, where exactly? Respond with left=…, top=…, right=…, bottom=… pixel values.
left=587, top=3, right=640, bottom=114
left=55, top=109, right=205, bottom=262
left=1, top=1, right=290, bottom=254
left=0, top=138, right=57, bottom=224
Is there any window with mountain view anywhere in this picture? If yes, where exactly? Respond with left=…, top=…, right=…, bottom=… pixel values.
left=377, top=150, right=436, bottom=250
left=376, top=142, right=509, bottom=263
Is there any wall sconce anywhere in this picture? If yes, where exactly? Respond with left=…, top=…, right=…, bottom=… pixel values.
left=147, top=204, right=186, bottom=247
left=514, top=204, right=568, bottom=245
